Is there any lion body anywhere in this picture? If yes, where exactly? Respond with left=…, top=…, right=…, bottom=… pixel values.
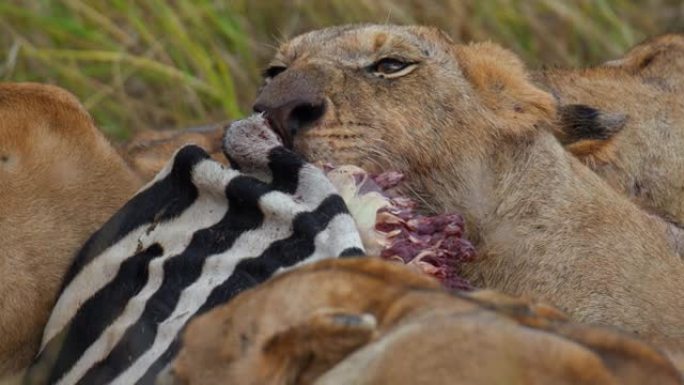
left=0, top=83, right=141, bottom=376
left=173, top=259, right=682, bottom=385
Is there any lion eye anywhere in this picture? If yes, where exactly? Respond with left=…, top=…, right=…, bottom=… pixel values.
left=368, top=58, right=417, bottom=78
left=262, top=66, right=287, bottom=82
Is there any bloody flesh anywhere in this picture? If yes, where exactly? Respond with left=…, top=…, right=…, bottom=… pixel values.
left=325, top=165, right=476, bottom=290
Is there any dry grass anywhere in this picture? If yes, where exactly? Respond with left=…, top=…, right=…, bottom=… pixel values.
left=1, top=0, right=682, bottom=139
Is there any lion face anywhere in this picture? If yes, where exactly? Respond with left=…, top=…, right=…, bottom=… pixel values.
left=254, top=25, right=555, bottom=211
left=256, top=25, right=461, bottom=172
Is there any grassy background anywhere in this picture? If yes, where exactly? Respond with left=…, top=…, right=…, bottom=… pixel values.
left=1, top=0, right=682, bottom=139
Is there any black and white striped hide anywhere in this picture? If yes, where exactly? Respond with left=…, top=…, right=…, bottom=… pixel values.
left=26, top=115, right=365, bottom=385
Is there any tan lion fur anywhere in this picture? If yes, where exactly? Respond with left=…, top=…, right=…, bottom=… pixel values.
left=0, top=83, right=141, bottom=376
left=119, top=124, right=226, bottom=181
left=603, top=33, right=684, bottom=89
left=253, top=25, right=684, bottom=353
left=170, top=258, right=682, bottom=385
left=537, top=33, right=684, bottom=229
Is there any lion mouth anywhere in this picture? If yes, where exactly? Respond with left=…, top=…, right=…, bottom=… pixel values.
left=258, top=116, right=396, bottom=185
left=261, top=112, right=292, bottom=148
left=261, top=103, right=328, bottom=149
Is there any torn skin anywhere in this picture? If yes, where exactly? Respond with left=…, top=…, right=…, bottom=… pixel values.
left=324, top=165, right=477, bottom=290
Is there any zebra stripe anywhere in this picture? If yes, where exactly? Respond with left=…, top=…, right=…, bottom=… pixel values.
left=27, top=119, right=365, bottom=385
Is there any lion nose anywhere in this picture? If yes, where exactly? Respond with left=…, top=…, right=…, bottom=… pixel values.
left=252, top=98, right=326, bottom=148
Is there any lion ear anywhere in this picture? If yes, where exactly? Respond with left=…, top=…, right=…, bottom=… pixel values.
left=603, top=34, right=684, bottom=74
left=455, top=42, right=557, bottom=137
left=556, top=104, right=627, bottom=145
left=556, top=104, right=627, bottom=165
left=261, top=309, right=377, bottom=384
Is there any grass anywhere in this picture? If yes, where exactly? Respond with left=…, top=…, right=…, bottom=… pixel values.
left=0, top=0, right=682, bottom=139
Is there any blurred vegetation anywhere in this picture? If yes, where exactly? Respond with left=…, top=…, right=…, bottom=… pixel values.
left=0, top=0, right=682, bottom=139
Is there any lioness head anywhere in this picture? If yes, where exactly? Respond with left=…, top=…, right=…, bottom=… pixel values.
left=254, top=24, right=555, bottom=212
left=540, top=33, right=684, bottom=228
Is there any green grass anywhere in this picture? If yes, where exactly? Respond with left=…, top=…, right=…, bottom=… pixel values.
left=0, top=0, right=682, bottom=139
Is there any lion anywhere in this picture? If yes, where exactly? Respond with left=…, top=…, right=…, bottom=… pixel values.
left=602, top=33, right=684, bottom=88
left=251, top=25, right=684, bottom=353
left=169, top=258, right=682, bottom=385
left=0, top=83, right=141, bottom=377
left=537, top=33, right=684, bottom=231
left=118, top=123, right=226, bottom=181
